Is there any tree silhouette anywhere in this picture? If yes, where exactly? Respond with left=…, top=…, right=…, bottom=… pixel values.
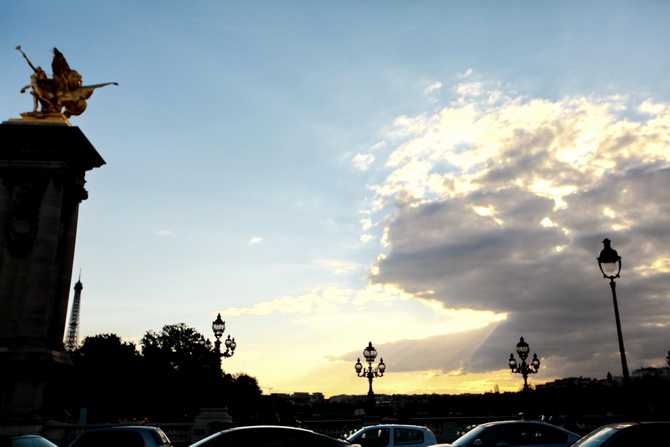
left=140, top=323, right=224, bottom=420
left=68, top=334, right=144, bottom=422
left=67, top=325, right=261, bottom=423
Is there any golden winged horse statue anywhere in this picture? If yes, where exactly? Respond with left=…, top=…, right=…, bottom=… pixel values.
left=17, top=46, right=117, bottom=118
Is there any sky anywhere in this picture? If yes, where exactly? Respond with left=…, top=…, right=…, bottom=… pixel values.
left=2, top=1, right=670, bottom=398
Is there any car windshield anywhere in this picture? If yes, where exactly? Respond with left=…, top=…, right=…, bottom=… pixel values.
left=571, top=426, right=621, bottom=447
left=450, top=426, right=486, bottom=447
left=73, top=430, right=145, bottom=447
left=2, top=437, right=58, bottom=447
left=347, top=427, right=390, bottom=446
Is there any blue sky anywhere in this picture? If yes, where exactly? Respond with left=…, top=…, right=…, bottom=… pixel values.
left=2, top=1, right=670, bottom=397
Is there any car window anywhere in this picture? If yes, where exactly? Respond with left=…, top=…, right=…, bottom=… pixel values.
left=73, top=430, right=145, bottom=447
left=394, top=428, right=424, bottom=446
left=196, top=428, right=343, bottom=447
left=351, top=428, right=391, bottom=447
left=571, top=426, right=620, bottom=447
left=474, top=424, right=523, bottom=447
left=248, top=428, right=341, bottom=447
left=606, top=424, right=670, bottom=447
left=530, top=424, right=568, bottom=445
left=461, top=423, right=569, bottom=447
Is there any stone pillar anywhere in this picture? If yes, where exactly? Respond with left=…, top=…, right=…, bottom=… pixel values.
left=0, top=119, right=104, bottom=430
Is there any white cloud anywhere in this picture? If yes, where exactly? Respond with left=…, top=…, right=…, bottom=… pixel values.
left=424, top=81, right=442, bottom=94
left=248, top=236, right=263, bottom=245
left=360, top=234, right=375, bottom=243
left=353, top=153, right=375, bottom=170
left=155, top=230, right=177, bottom=237
left=316, top=259, right=359, bottom=274
left=458, top=68, right=474, bottom=79
left=456, top=81, right=484, bottom=97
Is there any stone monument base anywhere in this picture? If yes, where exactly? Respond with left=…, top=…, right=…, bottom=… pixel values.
left=192, top=408, right=233, bottom=442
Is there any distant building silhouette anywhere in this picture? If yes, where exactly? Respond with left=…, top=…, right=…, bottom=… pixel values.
left=64, top=273, right=83, bottom=351
left=632, top=366, right=670, bottom=379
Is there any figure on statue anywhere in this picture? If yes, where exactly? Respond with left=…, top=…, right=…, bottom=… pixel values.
left=17, top=46, right=117, bottom=118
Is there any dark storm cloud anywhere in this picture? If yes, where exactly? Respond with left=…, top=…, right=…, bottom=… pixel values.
left=368, top=94, right=670, bottom=382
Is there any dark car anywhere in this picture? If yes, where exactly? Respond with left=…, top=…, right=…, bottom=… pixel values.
left=0, top=435, right=58, bottom=447
left=431, top=420, right=581, bottom=447
left=571, top=422, right=670, bottom=447
left=67, top=426, right=172, bottom=447
left=189, top=425, right=357, bottom=447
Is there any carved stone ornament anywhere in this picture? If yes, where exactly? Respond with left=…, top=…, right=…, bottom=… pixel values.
left=16, top=46, right=117, bottom=118
left=6, top=178, right=47, bottom=258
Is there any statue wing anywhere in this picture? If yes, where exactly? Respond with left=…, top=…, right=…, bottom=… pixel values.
left=51, top=48, right=71, bottom=78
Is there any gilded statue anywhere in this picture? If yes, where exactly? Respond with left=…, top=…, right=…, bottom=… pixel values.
left=17, top=46, right=117, bottom=118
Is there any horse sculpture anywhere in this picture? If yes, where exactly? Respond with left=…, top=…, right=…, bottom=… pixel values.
left=17, top=46, right=117, bottom=118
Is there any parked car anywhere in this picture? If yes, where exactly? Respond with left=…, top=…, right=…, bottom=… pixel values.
left=571, top=421, right=670, bottom=447
left=0, top=435, right=58, bottom=447
left=430, top=420, right=580, bottom=447
left=347, top=424, right=437, bottom=447
left=189, top=425, right=357, bottom=447
left=68, top=426, right=172, bottom=447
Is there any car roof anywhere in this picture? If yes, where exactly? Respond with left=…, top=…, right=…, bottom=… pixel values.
left=601, top=421, right=670, bottom=429
left=218, top=426, right=324, bottom=434
left=478, top=420, right=564, bottom=427
left=80, top=426, right=162, bottom=432
left=1, top=435, right=45, bottom=439
left=474, top=420, right=579, bottom=434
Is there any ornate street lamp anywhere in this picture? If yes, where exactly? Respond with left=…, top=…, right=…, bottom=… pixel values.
left=508, top=337, right=540, bottom=391
left=212, top=313, right=236, bottom=360
left=355, top=341, right=386, bottom=406
left=597, top=238, right=630, bottom=384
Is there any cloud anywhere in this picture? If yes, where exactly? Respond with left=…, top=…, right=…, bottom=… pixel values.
left=219, top=285, right=505, bottom=340
left=248, top=236, right=263, bottom=245
left=458, top=68, right=474, bottom=79
left=367, top=83, right=670, bottom=380
left=221, top=285, right=403, bottom=316
left=424, top=81, right=442, bottom=94
left=316, top=259, right=359, bottom=274
left=155, top=230, right=177, bottom=237
left=353, top=153, right=375, bottom=170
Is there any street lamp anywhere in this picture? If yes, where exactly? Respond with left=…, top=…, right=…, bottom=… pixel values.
left=355, top=341, right=386, bottom=406
left=508, top=337, right=540, bottom=391
left=597, top=238, right=630, bottom=384
left=212, top=313, right=236, bottom=359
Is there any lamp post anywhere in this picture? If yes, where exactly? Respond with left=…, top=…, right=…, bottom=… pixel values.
left=212, top=313, right=236, bottom=362
left=508, top=337, right=540, bottom=391
left=355, top=341, right=386, bottom=407
left=597, top=238, right=630, bottom=384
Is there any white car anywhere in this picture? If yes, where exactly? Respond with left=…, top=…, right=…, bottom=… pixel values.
left=430, top=420, right=580, bottom=447
left=347, top=424, right=437, bottom=447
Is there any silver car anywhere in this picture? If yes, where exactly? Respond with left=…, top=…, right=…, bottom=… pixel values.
left=432, top=420, right=580, bottom=447
left=571, top=422, right=670, bottom=447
